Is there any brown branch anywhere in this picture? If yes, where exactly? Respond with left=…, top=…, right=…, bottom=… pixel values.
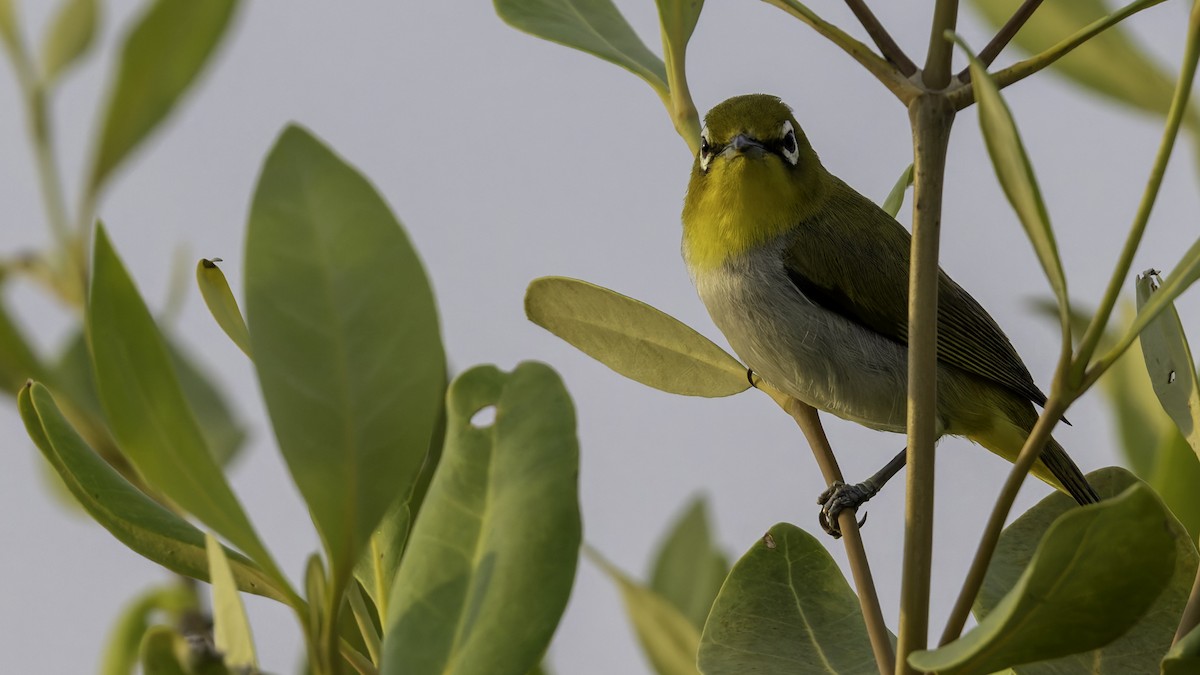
left=762, top=0, right=922, bottom=105
left=958, top=0, right=1045, bottom=82
left=843, top=0, right=918, bottom=76
left=780, top=396, right=896, bottom=675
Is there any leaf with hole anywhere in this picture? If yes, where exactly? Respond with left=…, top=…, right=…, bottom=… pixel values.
left=381, top=362, right=580, bottom=675
left=246, top=124, right=445, bottom=594
left=526, top=276, right=748, bottom=397
left=1137, top=270, right=1200, bottom=458
left=909, top=475, right=1179, bottom=674
left=698, top=523, right=882, bottom=674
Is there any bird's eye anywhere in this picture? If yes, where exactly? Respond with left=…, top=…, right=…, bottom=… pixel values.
left=699, top=126, right=713, bottom=172
left=780, top=120, right=800, bottom=165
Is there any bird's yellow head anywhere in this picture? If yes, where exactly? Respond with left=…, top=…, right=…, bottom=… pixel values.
left=682, top=94, right=831, bottom=270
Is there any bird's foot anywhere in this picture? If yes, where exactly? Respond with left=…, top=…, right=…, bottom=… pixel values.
left=817, top=480, right=876, bottom=538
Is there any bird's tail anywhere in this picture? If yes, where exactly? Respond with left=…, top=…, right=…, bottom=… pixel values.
left=1040, top=437, right=1101, bottom=505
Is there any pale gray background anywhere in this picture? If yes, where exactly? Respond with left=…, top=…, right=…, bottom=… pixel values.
left=2, top=2, right=1197, bottom=673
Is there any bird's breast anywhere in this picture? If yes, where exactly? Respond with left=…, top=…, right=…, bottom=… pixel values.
left=691, top=240, right=913, bottom=433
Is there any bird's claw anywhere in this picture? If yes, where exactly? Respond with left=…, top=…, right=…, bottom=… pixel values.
left=817, top=480, right=874, bottom=538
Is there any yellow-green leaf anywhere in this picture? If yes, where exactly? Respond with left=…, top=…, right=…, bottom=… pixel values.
left=196, top=258, right=251, bottom=358
left=88, top=0, right=239, bottom=194
left=1137, top=270, right=1200, bottom=456
left=525, top=276, right=749, bottom=397
left=1163, top=624, right=1200, bottom=674
left=590, top=548, right=701, bottom=675
left=39, top=0, right=97, bottom=84
left=650, top=497, right=728, bottom=630
left=881, top=164, right=914, bottom=219
left=245, top=124, right=445, bottom=592
left=957, top=36, right=1068, bottom=315
left=18, top=382, right=290, bottom=603
left=494, top=0, right=668, bottom=97
left=205, top=533, right=258, bottom=671
left=88, top=224, right=282, bottom=587
left=968, top=0, right=1177, bottom=118
left=101, top=585, right=198, bottom=675
left=139, top=627, right=189, bottom=675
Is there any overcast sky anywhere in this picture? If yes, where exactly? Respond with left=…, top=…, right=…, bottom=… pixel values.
left=2, top=2, right=1198, bottom=673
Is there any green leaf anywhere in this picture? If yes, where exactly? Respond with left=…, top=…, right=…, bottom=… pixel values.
left=655, top=0, right=703, bottom=54
left=165, top=335, right=247, bottom=467
left=590, top=548, right=701, bottom=675
left=139, top=627, right=190, bottom=675
left=1163, top=624, right=1200, bottom=674
left=101, top=585, right=198, bottom=675
left=0, top=291, right=44, bottom=394
left=1120, top=238, right=1200, bottom=358
left=86, top=225, right=283, bottom=586
left=205, top=533, right=258, bottom=672
left=698, top=523, right=882, bottom=675
left=19, top=382, right=291, bottom=604
left=39, top=0, right=96, bottom=84
left=967, top=0, right=1177, bottom=118
left=1137, top=270, right=1200, bottom=456
left=974, top=467, right=1197, bottom=674
left=957, top=36, right=1068, bottom=315
left=245, top=124, right=445, bottom=590
left=909, top=475, right=1179, bottom=674
left=381, top=363, right=581, bottom=675
left=494, top=0, right=668, bottom=97
left=880, top=163, right=914, bottom=219
left=88, top=0, right=239, bottom=194
left=650, top=497, right=728, bottom=629
left=197, top=258, right=251, bottom=358
left=0, top=0, right=19, bottom=53
left=354, top=497, right=412, bottom=619
left=525, top=276, right=749, bottom=397
left=1149, top=431, right=1200, bottom=540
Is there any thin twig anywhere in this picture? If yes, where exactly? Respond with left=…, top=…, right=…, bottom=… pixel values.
left=897, top=93, right=955, bottom=674
left=923, top=0, right=960, bottom=89
left=958, top=0, right=1045, bottom=82
left=777, top=394, right=896, bottom=675
left=843, top=0, right=917, bottom=76
left=761, top=0, right=921, bottom=105
left=947, top=0, right=1167, bottom=110
left=1071, top=0, right=1200, bottom=386
left=939, top=396, right=1066, bottom=645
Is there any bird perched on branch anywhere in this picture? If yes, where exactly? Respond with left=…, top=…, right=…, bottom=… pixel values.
left=681, top=94, right=1098, bottom=535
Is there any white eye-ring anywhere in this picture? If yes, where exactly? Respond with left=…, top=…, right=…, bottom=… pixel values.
left=699, top=126, right=713, bottom=172
left=780, top=120, right=800, bottom=166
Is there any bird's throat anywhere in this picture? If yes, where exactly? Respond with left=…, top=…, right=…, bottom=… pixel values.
left=682, top=160, right=827, bottom=270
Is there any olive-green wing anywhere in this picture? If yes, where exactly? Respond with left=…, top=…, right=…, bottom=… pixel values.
left=784, top=177, right=1048, bottom=407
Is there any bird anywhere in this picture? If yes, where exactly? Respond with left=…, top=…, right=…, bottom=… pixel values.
left=681, top=94, right=1099, bottom=534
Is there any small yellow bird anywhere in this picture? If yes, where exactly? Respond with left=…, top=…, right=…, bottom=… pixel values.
left=682, top=94, right=1098, bottom=530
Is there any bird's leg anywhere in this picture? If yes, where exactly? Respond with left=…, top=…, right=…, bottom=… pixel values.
left=818, top=447, right=908, bottom=538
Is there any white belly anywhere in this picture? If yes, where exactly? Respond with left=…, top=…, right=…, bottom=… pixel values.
left=691, top=244, right=915, bottom=433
